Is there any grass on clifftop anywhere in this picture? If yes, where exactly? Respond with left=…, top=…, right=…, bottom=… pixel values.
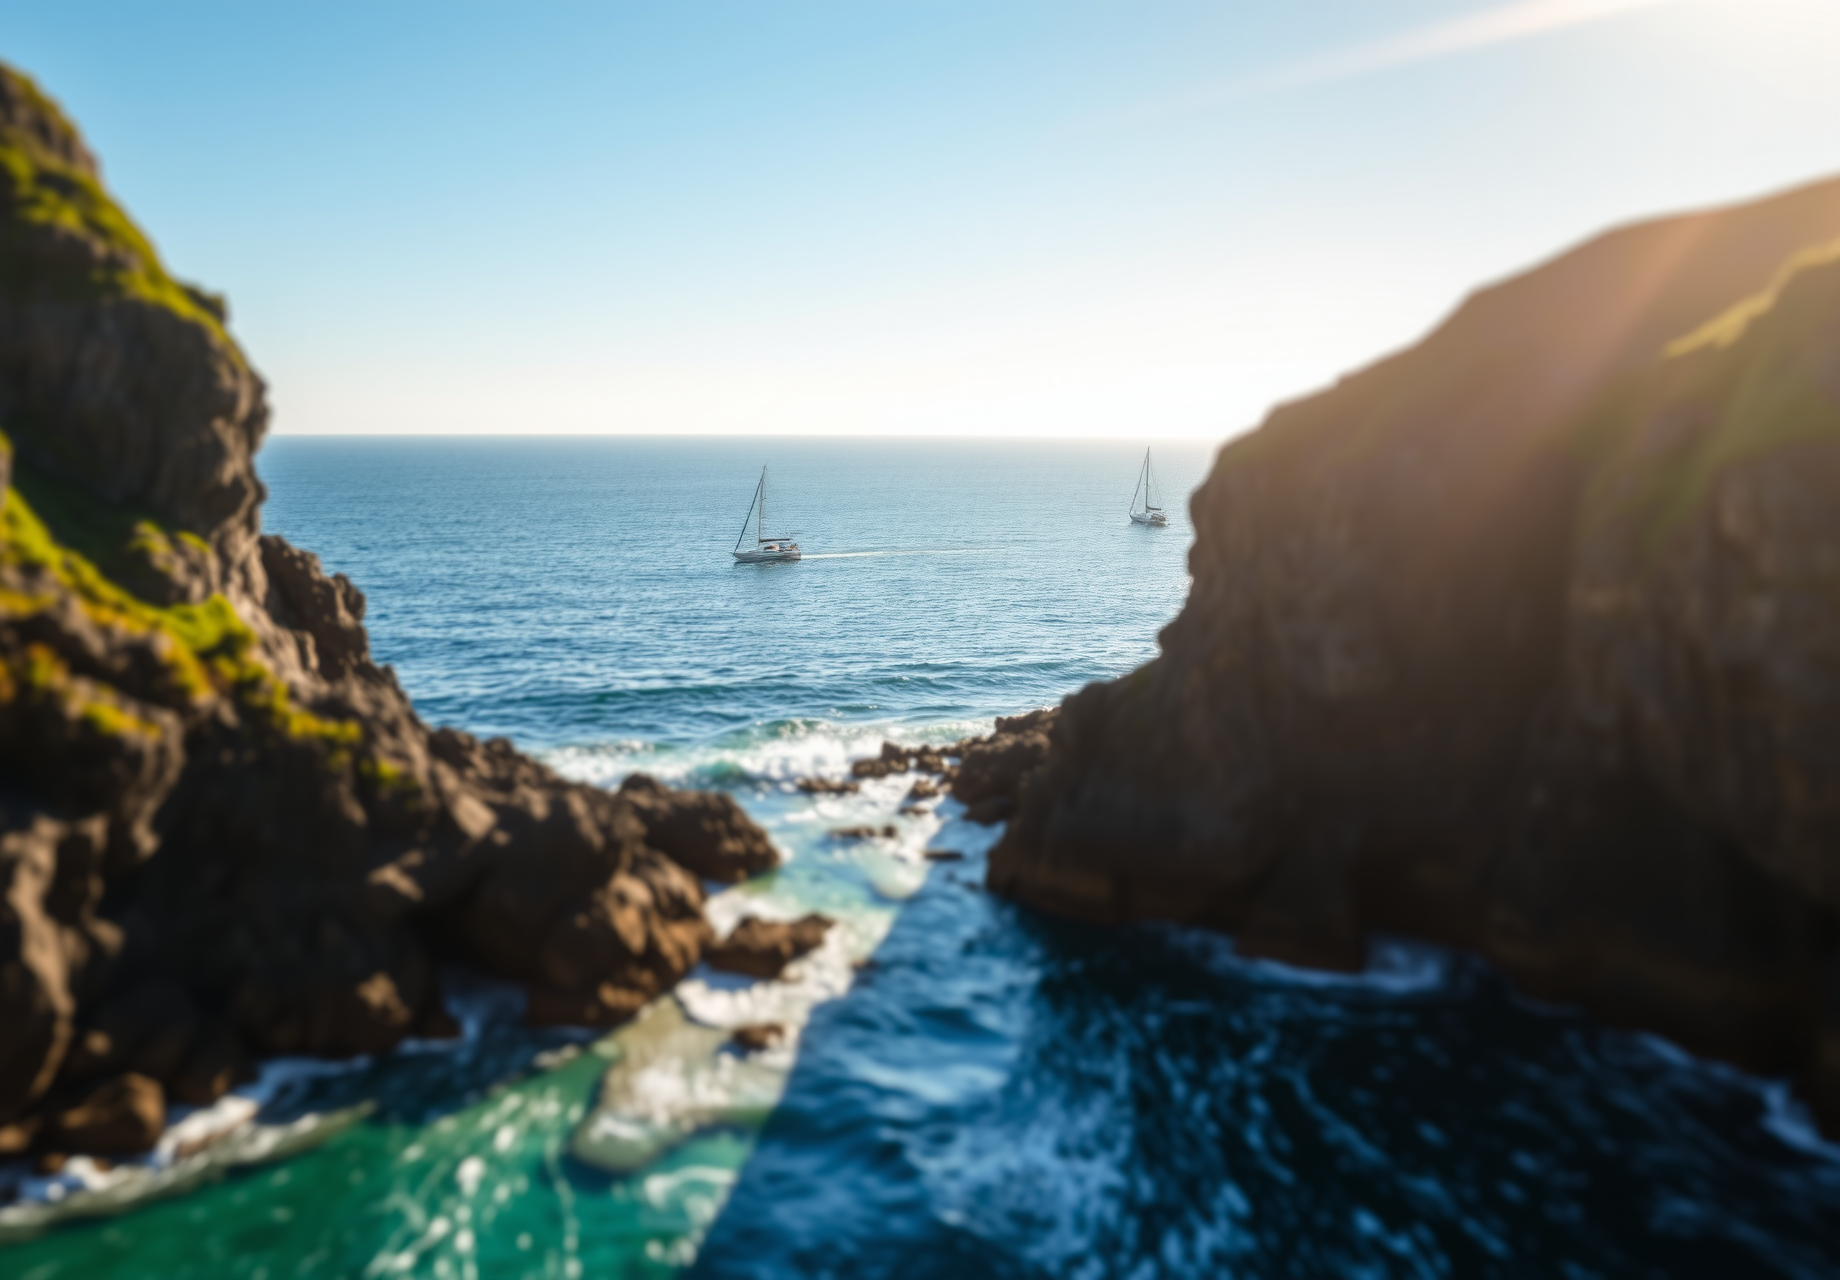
left=0, top=65, right=235, bottom=354
left=1574, top=240, right=1840, bottom=559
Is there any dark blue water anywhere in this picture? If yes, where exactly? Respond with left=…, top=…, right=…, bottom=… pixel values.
left=8, top=436, right=1839, bottom=1278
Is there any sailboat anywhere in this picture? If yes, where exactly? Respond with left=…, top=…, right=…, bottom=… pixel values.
left=731, top=466, right=803, bottom=563
left=1128, top=447, right=1169, bottom=526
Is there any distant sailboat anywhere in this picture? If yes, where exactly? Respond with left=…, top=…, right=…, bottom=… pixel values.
left=1128, top=448, right=1169, bottom=526
left=732, top=466, right=803, bottom=563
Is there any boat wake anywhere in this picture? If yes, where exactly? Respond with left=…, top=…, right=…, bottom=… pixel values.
left=798, top=549, right=989, bottom=560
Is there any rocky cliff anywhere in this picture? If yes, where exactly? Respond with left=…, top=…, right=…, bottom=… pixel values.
left=0, top=66, right=774, bottom=1156
left=989, top=177, right=1840, bottom=1128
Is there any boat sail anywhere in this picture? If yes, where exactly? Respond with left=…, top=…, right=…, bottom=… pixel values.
left=1128, top=447, right=1169, bottom=526
left=732, top=466, right=803, bottom=562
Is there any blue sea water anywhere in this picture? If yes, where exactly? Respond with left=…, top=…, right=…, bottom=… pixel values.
left=8, top=436, right=1840, bottom=1279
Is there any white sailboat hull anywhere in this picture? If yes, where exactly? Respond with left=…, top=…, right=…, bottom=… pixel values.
left=1130, top=510, right=1168, bottom=527
left=733, top=547, right=802, bottom=563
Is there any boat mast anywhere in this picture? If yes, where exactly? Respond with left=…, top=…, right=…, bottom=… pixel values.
left=734, top=471, right=762, bottom=552
left=758, top=466, right=766, bottom=544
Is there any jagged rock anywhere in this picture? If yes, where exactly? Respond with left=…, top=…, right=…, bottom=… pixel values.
left=849, top=741, right=913, bottom=779
left=618, top=773, right=779, bottom=883
left=705, top=914, right=833, bottom=980
left=260, top=535, right=369, bottom=678
left=848, top=740, right=955, bottom=780
left=905, top=777, right=940, bottom=800
left=793, top=777, right=858, bottom=795
left=988, top=177, right=1840, bottom=1128
left=949, top=708, right=1056, bottom=809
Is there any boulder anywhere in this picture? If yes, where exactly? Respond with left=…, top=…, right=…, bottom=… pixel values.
left=705, top=914, right=834, bottom=980
left=618, top=773, right=779, bottom=883
left=950, top=709, right=1057, bottom=809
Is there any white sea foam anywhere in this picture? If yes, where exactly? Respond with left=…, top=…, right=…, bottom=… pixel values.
left=1631, top=1032, right=1840, bottom=1161
left=541, top=715, right=993, bottom=792
left=1175, top=931, right=1456, bottom=995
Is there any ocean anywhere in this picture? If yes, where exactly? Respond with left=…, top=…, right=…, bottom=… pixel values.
left=8, top=436, right=1840, bottom=1279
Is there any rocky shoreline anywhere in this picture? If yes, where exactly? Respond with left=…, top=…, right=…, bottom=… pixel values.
left=0, top=65, right=778, bottom=1172
left=986, top=176, right=1840, bottom=1132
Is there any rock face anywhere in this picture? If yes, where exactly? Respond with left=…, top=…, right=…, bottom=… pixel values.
left=0, top=66, right=774, bottom=1153
left=989, top=177, right=1840, bottom=1127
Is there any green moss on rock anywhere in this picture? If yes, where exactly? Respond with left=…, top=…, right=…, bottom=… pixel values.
left=1577, top=241, right=1840, bottom=557
left=0, top=64, right=238, bottom=357
left=0, top=480, right=357, bottom=752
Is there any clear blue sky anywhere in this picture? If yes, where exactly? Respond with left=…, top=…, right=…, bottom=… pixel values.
left=4, top=0, right=1838, bottom=437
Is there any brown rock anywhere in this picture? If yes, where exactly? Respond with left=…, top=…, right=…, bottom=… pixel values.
left=0, top=816, right=82, bottom=1125
left=730, top=1023, right=784, bottom=1052
left=905, top=777, right=941, bottom=801
left=924, top=849, right=966, bottom=862
left=260, top=536, right=369, bottom=678
left=0, top=1117, right=39, bottom=1154
left=829, top=825, right=897, bottom=840
left=794, top=777, right=859, bottom=795
left=911, top=747, right=949, bottom=774
left=618, top=773, right=779, bottom=883
left=952, top=711, right=1056, bottom=809
left=850, top=741, right=914, bottom=778
left=706, top=914, right=834, bottom=980
left=46, top=1074, right=164, bottom=1155
left=524, top=981, right=652, bottom=1029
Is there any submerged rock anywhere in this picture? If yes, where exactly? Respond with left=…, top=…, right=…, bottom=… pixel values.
left=828, top=824, right=897, bottom=840
left=988, top=176, right=1840, bottom=1129
left=730, top=1023, right=784, bottom=1052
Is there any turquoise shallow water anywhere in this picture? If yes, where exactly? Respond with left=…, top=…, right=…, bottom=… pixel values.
left=8, top=436, right=1840, bottom=1278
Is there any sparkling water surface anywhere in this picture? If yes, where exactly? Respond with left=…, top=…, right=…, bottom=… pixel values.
left=8, top=436, right=1840, bottom=1279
